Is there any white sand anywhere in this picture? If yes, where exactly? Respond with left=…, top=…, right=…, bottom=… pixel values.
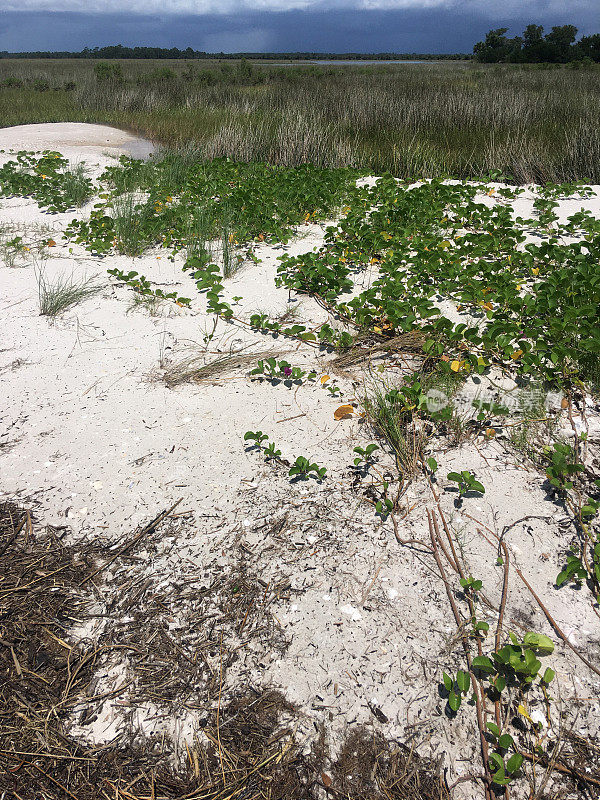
left=0, top=121, right=155, bottom=161
left=1, top=124, right=599, bottom=787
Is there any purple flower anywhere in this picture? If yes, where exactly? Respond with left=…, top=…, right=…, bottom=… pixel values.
left=283, top=366, right=292, bottom=377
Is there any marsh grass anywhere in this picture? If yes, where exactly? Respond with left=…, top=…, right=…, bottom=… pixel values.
left=1, top=61, right=600, bottom=181
left=36, top=269, right=103, bottom=317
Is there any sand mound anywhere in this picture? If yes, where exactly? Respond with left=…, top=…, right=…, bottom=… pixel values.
left=0, top=122, right=154, bottom=160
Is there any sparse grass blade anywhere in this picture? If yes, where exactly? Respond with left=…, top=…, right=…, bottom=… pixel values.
left=220, top=206, right=239, bottom=279
left=36, top=268, right=103, bottom=317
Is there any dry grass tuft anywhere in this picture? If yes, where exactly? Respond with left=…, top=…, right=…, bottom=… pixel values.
left=159, top=349, right=279, bottom=387
left=331, top=330, right=427, bottom=373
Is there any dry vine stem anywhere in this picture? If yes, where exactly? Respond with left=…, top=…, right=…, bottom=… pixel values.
left=441, top=510, right=600, bottom=794
left=437, top=507, right=510, bottom=735
left=427, top=509, right=495, bottom=800
left=467, top=512, right=600, bottom=682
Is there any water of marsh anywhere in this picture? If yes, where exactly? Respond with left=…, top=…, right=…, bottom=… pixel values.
left=124, top=136, right=155, bottom=160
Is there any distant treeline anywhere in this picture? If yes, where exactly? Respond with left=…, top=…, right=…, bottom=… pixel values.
left=474, top=25, right=600, bottom=63
left=0, top=46, right=468, bottom=61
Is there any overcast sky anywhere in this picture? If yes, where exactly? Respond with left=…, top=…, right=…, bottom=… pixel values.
left=0, top=0, right=597, bottom=53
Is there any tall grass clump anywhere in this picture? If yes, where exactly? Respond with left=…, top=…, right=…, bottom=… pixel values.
left=184, top=208, right=213, bottom=264
left=60, top=163, right=93, bottom=206
left=111, top=194, right=155, bottom=257
left=36, top=269, right=103, bottom=317
left=219, top=206, right=239, bottom=279
left=364, top=378, right=424, bottom=478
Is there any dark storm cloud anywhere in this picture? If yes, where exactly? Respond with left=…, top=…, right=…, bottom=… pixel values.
left=0, top=1, right=597, bottom=53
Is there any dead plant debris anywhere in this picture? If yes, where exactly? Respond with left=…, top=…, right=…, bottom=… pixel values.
left=159, top=350, right=278, bottom=388
left=0, top=498, right=452, bottom=800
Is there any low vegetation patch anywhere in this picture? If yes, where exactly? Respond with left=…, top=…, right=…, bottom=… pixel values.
left=0, top=150, right=93, bottom=210
left=2, top=134, right=600, bottom=799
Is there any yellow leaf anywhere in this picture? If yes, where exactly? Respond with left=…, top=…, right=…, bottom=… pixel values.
left=481, top=301, right=494, bottom=311
left=517, top=704, right=533, bottom=724
left=487, top=188, right=495, bottom=196
left=532, top=267, right=540, bottom=276
left=450, top=360, right=461, bottom=372
left=373, top=326, right=382, bottom=334
left=511, top=349, right=523, bottom=360
left=334, top=404, right=355, bottom=421
left=439, top=240, right=452, bottom=249
left=47, top=239, right=56, bottom=247
left=320, top=375, right=330, bottom=385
